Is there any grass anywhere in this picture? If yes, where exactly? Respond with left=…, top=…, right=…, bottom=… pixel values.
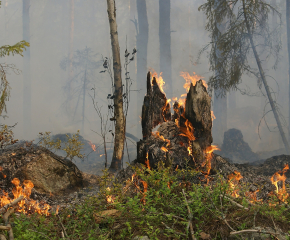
left=3, top=160, right=290, bottom=240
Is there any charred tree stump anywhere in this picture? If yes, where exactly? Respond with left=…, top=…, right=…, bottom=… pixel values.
left=138, top=72, right=213, bottom=171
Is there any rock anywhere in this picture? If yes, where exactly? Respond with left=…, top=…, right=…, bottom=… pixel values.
left=219, top=128, right=259, bottom=163
left=0, top=142, right=83, bottom=196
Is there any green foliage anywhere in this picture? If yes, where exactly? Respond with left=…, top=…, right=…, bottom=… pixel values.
left=3, top=158, right=290, bottom=239
left=0, top=124, right=18, bottom=149
left=38, top=130, right=84, bottom=161
left=0, top=40, right=30, bottom=58
left=198, top=0, right=282, bottom=95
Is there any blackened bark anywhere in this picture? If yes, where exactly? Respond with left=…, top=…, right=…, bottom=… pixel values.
left=185, top=81, right=213, bottom=151
left=141, top=72, right=171, bottom=140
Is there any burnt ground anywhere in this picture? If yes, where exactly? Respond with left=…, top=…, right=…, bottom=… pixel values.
left=0, top=141, right=290, bottom=217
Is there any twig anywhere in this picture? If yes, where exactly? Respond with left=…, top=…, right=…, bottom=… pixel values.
left=162, top=213, right=186, bottom=221
left=7, top=224, right=13, bottom=240
left=230, top=229, right=278, bottom=238
left=161, top=222, right=187, bottom=237
left=0, top=234, right=7, bottom=240
left=0, top=196, right=23, bottom=214
left=28, top=229, right=53, bottom=240
left=182, top=189, right=197, bottom=240
left=0, top=226, right=10, bottom=231
left=3, top=208, right=14, bottom=225
left=57, top=215, right=69, bottom=240
left=220, top=195, right=249, bottom=210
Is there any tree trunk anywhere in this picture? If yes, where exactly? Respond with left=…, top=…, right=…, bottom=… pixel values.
left=212, top=90, right=227, bottom=145
left=82, top=68, right=87, bottom=135
left=68, top=0, right=74, bottom=116
left=212, top=0, right=227, bottom=146
left=228, top=90, right=236, bottom=111
left=287, top=0, right=290, bottom=142
left=243, top=0, right=290, bottom=154
left=159, top=0, right=172, bottom=99
left=23, top=0, right=31, bottom=139
left=136, top=0, right=148, bottom=135
left=106, top=0, right=125, bottom=173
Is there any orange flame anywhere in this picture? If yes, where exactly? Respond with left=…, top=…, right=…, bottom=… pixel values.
left=145, top=152, right=151, bottom=170
left=161, top=146, right=168, bottom=152
left=88, top=141, right=96, bottom=151
left=179, top=119, right=195, bottom=141
left=180, top=71, right=207, bottom=91
left=211, top=111, right=216, bottom=121
left=0, top=178, right=52, bottom=215
left=151, top=70, right=166, bottom=95
left=270, top=164, right=289, bottom=202
left=228, top=171, right=243, bottom=198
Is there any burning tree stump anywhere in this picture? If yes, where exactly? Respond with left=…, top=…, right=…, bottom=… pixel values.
left=137, top=71, right=213, bottom=171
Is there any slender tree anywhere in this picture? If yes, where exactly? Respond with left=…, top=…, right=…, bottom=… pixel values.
left=23, top=0, right=31, bottom=138
left=199, top=0, right=290, bottom=153
left=159, top=0, right=172, bottom=98
left=136, top=0, right=148, bottom=133
left=60, top=47, right=100, bottom=135
left=106, top=0, right=125, bottom=173
left=287, top=0, right=290, bottom=141
left=68, top=0, right=74, bottom=116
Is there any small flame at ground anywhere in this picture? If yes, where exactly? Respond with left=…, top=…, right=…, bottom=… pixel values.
left=0, top=178, right=57, bottom=216
left=228, top=171, right=243, bottom=198
left=270, top=164, right=289, bottom=202
left=161, top=146, right=168, bottom=152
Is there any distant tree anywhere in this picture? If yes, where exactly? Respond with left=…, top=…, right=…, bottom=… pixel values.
left=199, top=0, right=290, bottom=153
left=0, top=1, right=29, bottom=119
left=287, top=0, right=290, bottom=140
left=23, top=0, right=31, bottom=137
left=159, top=0, right=172, bottom=98
left=135, top=0, right=148, bottom=133
left=60, top=47, right=100, bottom=135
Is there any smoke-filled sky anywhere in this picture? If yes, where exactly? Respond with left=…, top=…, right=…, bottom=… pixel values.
left=0, top=0, right=288, bottom=159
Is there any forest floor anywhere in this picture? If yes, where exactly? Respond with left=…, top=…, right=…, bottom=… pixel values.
left=2, top=157, right=290, bottom=240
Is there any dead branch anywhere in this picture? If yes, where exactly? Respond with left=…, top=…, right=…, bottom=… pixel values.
left=161, top=222, right=187, bottom=237
left=57, top=215, right=69, bottom=240
left=230, top=229, right=279, bottom=238
left=0, top=226, right=10, bottom=231
left=0, top=234, right=6, bottom=240
left=6, top=224, right=13, bottom=240
left=3, top=208, right=14, bottom=226
left=162, top=213, right=186, bottom=221
left=182, top=189, right=197, bottom=240
left=220, top=195, right=249, bottom=210
left=0, top=196, right=23, bottom=214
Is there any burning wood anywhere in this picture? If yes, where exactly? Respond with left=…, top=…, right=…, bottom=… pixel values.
left=0, top=177, right=57, bottom=216
left=138, top=71, right=216, bottom=174
left=270, top=164, right=289, bottom=202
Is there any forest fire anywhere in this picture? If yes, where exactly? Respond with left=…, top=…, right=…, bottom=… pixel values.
left=88, top=141, right=96, bottom=151
left=227, top=170, right=243, bottom=198
left=0, top=178, right=55, bottom=216
left=270, top=164, right=289, bottom=202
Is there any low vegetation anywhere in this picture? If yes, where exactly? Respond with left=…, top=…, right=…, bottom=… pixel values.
left=1, top=159, right=290, bottom=240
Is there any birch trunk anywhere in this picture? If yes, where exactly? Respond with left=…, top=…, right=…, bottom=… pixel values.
left=106, top=0, right=125, bottom=172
